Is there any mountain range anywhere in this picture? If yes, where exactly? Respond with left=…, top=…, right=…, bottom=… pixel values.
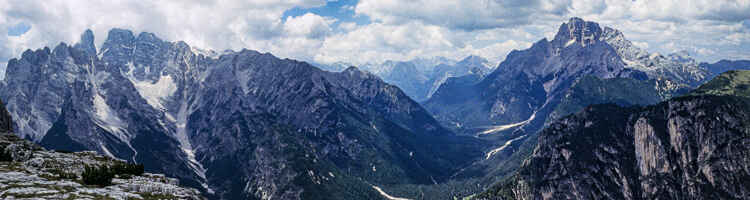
left=0, top=29, right=487, bottom=199
left=423, top=18, right=740, bottom=172
left=425, top=17, right=750, bottom=199
left=315, top=55, right=494, bottom=102
left=477, top=70, right=750, bottom=199
left=1, top=17, right=749, bottom=200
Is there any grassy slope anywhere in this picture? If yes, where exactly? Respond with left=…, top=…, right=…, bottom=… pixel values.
left=688, top=70, right=750, bottom=98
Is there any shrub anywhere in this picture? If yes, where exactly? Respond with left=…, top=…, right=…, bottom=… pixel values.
left=82, top=162, right=144, bottom=186
left=111, top=162, right=145, bottom=176
left=50, top=167, right=78, bottom=179
left=0, top=149, right=11, bottom=162
left=82, top=165, right=114, bottom=187
left=119, top=174, right=133, bottom=179
left=53, top=149, right=73, bottom=154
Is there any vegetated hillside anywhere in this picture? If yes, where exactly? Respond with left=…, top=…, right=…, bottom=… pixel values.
left=688, top=70, right=750, bottom=98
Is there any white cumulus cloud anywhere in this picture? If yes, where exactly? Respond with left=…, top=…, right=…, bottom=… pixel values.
left=0, top=0, right=328, bottom=66
left=1, top=0, right=749, bottom=74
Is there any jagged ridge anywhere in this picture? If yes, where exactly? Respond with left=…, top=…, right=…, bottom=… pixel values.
left=477, top=71, right=750, bottom=199
left=0, top=28, right=487, bottom=200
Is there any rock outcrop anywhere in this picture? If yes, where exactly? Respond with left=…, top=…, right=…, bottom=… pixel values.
left=0, top=98, right=204, bottom=199
left=477, top=71, right=750, bottom=200
left=0, top=99, right=11, bottom=133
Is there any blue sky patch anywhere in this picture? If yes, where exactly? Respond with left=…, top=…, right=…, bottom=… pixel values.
left=282, top=0, right=370, bottom=26
left=7, top=22, right=31, bottom=36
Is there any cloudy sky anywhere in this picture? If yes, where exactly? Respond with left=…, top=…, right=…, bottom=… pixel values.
left=1, top=0, right=749, bottom=75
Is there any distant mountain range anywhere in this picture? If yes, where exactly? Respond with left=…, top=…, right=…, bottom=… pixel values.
left=314, top=55, right=495, bottom=102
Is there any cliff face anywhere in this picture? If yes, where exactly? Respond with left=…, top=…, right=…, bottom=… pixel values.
left=0, top=99, right=11, bottom=133
left=478, top=95, right=750, bottom=200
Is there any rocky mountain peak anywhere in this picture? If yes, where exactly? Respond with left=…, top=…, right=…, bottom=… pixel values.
left=553, top=17, right=603, bottom=47
left=343, top=65, right=361, bottom=74
left=668, top=50, right=695, bottom=64
left=458, top=55, right=489, bottom=66
left=136, top=31, right=159, bottom=42
left=19, top=47, right=51, bottom=62
left=598, top=24, right=709, bottom=86
left=426, top=17, right=633, bottom=133
left=103, top=28, right=136, bottom=49
left=601, top=27, right=625, bottom=42
left=1, top=28, right=488, bottom=199
left=74, top=29, right=97, bottom=55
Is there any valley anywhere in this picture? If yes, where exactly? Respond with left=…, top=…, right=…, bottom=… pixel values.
left=1, top=5, right=749, bottom=199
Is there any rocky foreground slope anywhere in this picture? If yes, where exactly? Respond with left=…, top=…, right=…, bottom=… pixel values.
left=0, top=99, right=204, bottom=200
left=476, top=71, right=750, bottom=199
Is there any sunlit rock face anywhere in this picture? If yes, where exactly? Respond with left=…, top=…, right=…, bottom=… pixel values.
left=478, top=71, right=750, bottom=199
left=0, top=28, right=486, bottom=199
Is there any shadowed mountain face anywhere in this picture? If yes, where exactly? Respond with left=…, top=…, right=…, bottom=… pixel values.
left=425, top=17, right=645, bottom=136
left=425, top=17, right=720, bottom=137
left=420, top=18, right=741, bottom=197
left=0, top=99, right=11, bottom=133
left=413, top=18, right=652, bottom=194
left=0, top=29, right=487, bottom=199
left=477, top=71, right=750, bottom=199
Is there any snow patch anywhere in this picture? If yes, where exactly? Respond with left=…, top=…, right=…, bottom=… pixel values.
left=172, top=95, right=208, bottom=187
left=92, top=93, right=128, bottom=140
left=202, top=182, right=215, bottom=194
left=427, top=73, right=452, bottom=98
left=191, top=47, right=219, bottom=59
left=372, top=185, right=412, bottom=200
left=485, top=135, right=527, bottom=160
left=478, top=111, right=536, bottom=136
left=623, top=59, right=653, bottom=71
left=565, top=39, right=577, bottom=47
left=649, top=53, right=662, bottom=60
left=99, top=142, right=116, bottom=158
left=164, top=59, right=211, bottom=194
left=11, top=109, right=52, bottom=142
left=83, top=59, right=136, bottom=161
left=123, top=62, right=178, bottom=110
left=236, top=69, right=252, bottom=94
left=92, top=93, right=138, bottom=162
left=98, top=48, right=108, bottom=60
left=543, top=77, right=557, bottom=93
